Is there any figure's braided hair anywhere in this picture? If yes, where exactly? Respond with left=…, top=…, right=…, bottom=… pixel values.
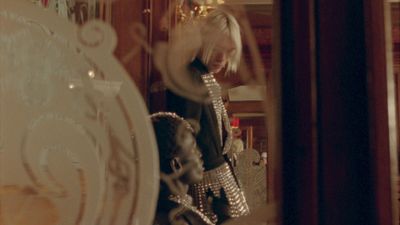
left=151, top=112, right=194, bottom=174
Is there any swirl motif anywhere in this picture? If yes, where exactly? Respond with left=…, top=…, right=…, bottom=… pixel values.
left=78, top=23, right=105, bottom=47
left=153, top=22, right=209, bottom=103
left=121, top=22, right=152, bottom=64
left=0, top=3, right=158, bottom=225
left=78, top=20, right=117, bottom=52
left=233, top=149, right=267, bottom=211
left=19, top=113, right=101, bottom=225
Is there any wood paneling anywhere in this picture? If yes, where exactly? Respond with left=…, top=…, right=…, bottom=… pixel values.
left=280, top=1, right=318, bottom=224
left=365, top=0, right=397, bottom=224
left=237, top=117, right=267, bottom=153
left=316, top=0, right=378, bottom=224
left=148, top=0, right=171, bottom=112
left=227, top=101, right=264, bottom=113
left=392, top=3, right=400, bottom=68
left=112, top=0, right=147, bottom=97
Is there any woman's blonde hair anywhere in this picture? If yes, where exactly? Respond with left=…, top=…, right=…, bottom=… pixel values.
left=199, top=8, right=242, bottom=74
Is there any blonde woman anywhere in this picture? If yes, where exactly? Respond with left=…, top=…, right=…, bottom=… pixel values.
left=166, top=8, right=249, bottom=224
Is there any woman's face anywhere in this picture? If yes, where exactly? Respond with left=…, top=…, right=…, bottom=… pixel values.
left=176, top=130, right=204, bottom=184
left=206, top=36, right=236, bottom=73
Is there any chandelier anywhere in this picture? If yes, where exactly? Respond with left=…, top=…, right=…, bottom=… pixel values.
left=176, top=0, right=225, bottom=23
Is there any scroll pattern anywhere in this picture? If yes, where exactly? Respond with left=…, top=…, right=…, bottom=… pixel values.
left=0, top=3, right=154, bottom=224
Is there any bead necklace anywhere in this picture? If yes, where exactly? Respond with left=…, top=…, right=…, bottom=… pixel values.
left=201, top=73, right=232, bottom=154
left=168, top=194, right=215, bottom=225
left=190, top=163, right=250, bottom=221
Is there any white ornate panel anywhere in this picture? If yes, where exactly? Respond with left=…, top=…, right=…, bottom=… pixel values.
left=233, top=149, right=267, bottom=211
left=0, top=1, right=159, bottom=225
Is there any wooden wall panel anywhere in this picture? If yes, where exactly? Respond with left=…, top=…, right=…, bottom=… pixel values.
left=316, top=0, right=380, bottom=224
left=280, top=0, right=318, bottom=224
left=148, top=0, right=172, bottom=113
left=392, top=3, right=400, bottom=69
left=112, top=0, right=147, bottom=98
left=365, top=1, right=399, bottom=224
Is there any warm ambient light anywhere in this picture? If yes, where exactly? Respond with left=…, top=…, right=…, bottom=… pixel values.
left=88, top=70, right=95, bottom=78
left=176, top=0, right=224, bottom=23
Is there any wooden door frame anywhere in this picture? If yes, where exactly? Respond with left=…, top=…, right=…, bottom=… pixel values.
left=365, top=0, right=399, bottom=224
left=280, top=0, right=318, bottom=224
left=280, top=0, right=397, bottom=224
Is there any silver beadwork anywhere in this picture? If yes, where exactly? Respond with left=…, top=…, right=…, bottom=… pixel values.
left=189, top=163, right=250, bottom=223
left=201, top=73, right=232, bottom=154
left=168, top=194, right=215, bottom=225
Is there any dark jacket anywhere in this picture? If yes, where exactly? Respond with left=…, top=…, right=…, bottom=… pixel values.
left=166, top=59, right=226, bottom=171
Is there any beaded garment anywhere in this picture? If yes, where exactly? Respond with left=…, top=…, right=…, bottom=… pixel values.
left=189, top=163, right=250, bottom=223
left=201, top=73, right=232, bottom=154
left=168, top=194, right=215, bottom=225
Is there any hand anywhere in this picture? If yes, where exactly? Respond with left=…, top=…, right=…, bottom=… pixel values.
left=206, top=188, right=230, bottom=223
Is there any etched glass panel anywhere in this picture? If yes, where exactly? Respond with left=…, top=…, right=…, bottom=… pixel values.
left=0, top=2, right=158, bottom=225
